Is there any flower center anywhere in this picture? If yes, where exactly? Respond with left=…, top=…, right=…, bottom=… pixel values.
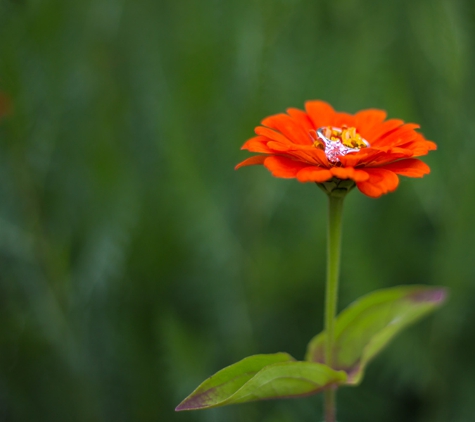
left=313, top=126, right=369, bottom=163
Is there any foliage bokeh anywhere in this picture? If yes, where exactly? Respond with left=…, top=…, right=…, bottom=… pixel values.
left=0, top=0, right=474, bottom=421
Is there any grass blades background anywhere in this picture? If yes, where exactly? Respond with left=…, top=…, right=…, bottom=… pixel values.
left=0, top=0, right=474, bottom=421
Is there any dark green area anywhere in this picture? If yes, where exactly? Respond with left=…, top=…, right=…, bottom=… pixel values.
left=0, top=0, right=474, bottom=421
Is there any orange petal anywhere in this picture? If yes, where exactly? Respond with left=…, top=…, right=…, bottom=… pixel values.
left=287, top=108, right=315, bottom=132
left=365, top=150, right=413, bottom=166
left=330, top=167, right=369, bottom=182
left=241, top=136, right=273, bottom=153
left=338, top=154, right=364, bottom=167
left=265, top=142, right=321, bottom=165
left=263, top=142, right=330, bottom=168
left=330, top=112, right=356, bottom=128
left=263, top=156, right=308, bottom=178
left=310, top=147, right=331, bottom=167
left=296, top=167, right=333, bottom=183
left=365, top=119, right=404, bottom=144
left=305, top=100, right=335, bottom=129
left=261, top=114, right=312, bottom=145
left=330, top=167, right=355, bottom=179
left=396, top=137, right=437, bottom=156
left=340, top=148, right=383, bottom=167
left=354, top=109, right=387, bottom=136
left=255, top=126, right=292, bottom=144
left=266, top=141, right=296, bottom=152
left=288, top=146, right=331, bottom=167
left=352, top=169, right=370, bottom=182
left=356, top=168, right=399, bottom=198
left=373, top=123, right=420, bottom=147
left=380, top=159, right=430, bottom=177
left=235, top=155, right=267, bottom=170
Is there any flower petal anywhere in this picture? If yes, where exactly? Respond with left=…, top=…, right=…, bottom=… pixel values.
left=266, top=141, right=296, bottom=152
left=396, top=137, right=437, bottom=156
left=330, top=112, right=356, bottom=128
left=263, top=156, right=308, bottom=178
left=261, top=114, right=312, bottom=145
left=365, top=119, right=404, bottom=144
left=330, top=167, right=369, bottom=182
left=373, top=123, right=420, bottom=148
left=365, top=149, right=414, bottom=166
left=354, top=109, right=387, bottom=136
left=235, top=155, right=267, bottom=170
left=287, top=108, right=315, bottom=132
left=339, top=148, right=383, bottom=167
left=259, top=141, right=330, bottom=168
left=305, top=101, right=335, bottom=129
left=352, top=169, right=370, bottom=182
left=381, top=159, right=430, bottom=177
left=356, top=168, right=399, bottom=198
left=241, top=136, right=273, bottom=153
left=296, top=167, right=333, bottom=183
left=330, top=167, right=354, bottom=179
left=255, top=126, right=291, bottom=145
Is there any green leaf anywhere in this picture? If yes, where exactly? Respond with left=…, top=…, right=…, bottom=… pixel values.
left=176, top=353, right=347, bottom=411
left=305, top=285, right=447, bottom=385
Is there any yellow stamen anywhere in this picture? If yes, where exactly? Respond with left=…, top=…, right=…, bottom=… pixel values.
left=314, top=126, right=369, bottom=163
left=339, top=126, right=367, bottom=149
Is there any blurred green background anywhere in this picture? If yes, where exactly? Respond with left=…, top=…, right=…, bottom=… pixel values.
left=0, top=0, right=474, bottom=421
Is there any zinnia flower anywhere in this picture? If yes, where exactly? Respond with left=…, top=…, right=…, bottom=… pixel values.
left=235, top=101, right=436, bottom=198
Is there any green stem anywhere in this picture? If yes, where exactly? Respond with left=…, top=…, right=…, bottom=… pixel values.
left=323, top=193, right=345, bottom=422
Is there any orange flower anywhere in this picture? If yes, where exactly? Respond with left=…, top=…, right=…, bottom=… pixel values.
left=236, top=101, right=436, bottom=198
